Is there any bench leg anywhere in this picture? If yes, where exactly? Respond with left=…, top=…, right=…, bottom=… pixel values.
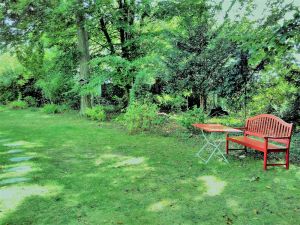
left=286, top=149, right=289, bottom=170
left=226, top=139, right=229, bottom=155
left=264, top=151, right=268, bottom=170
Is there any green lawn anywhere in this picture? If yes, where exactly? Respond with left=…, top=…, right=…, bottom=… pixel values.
left=0, top=109, right=299, bottom=225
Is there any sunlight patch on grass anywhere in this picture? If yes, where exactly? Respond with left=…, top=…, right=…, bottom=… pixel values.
left=0, top=185, right=60, bottom=219
left=198, top=176, right=227, bottom=197
left=3, top=140, right=42, bottom=148
left=40, top=115, right=52, bottom=118
left=24, top=113, right=35, bottom=118
left=62, top=141, right=75, bottom=147
left=226, top=198, right=243, bottom=214
left=95, top=153, right=123, bottom=166
left=273, top=177, right=281, bottom=183
left=94, top=154, right=152, bottom=175
left=95, top=154, right=150, bottom=170
left=114, top=157, right=145, bottom=167
left=147, top=199, right=176, bottom=212
left=95, top=158, right=104, bottom=166
left=103, top=146, right=112, bottom=150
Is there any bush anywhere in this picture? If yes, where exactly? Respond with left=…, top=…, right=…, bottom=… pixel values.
left=120, top=102, right=162, bottom=133
left=156, top=94, right=186, bottom=112
left=85, top=106, right=106, bottom=121
left=24, top=96, right=38, bottom=107
left=0, top=105, right=6, bottom=112
left=206, top=115, right=244, bottom=127
left=42, top=104, right=68, bottom=114
left=8, top=100, right=28, bottom=110
left=179, top=106, right=207, bottom=129
left=102, top=105, right=122, bottom=114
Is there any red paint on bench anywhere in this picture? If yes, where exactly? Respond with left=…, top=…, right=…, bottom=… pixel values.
left=226, top=114, right=293, bottom=170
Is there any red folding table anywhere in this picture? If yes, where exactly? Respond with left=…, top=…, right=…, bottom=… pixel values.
left=193, top=124, right=242, bottom=164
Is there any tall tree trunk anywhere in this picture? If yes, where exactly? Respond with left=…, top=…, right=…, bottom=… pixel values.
left=118, top=0, right=137, bottom=106
left=76, top=2, right=91, bottom=113
left=100, top=17, right=115, bottom=54
left=118, top=0, right=128, bottom=59
left=240, top=51, right=249, bottom=119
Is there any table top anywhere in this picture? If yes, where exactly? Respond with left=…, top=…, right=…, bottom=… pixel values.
left=192, top=123, right=243, bottom=133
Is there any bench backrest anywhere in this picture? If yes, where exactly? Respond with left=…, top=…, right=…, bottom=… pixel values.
left=245, top=114, right=293, bottom=145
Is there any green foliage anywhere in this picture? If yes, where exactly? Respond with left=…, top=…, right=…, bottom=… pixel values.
left=42, top=104, right=68, bottom=114
left=23, top=96, right=38, bottom=107
left=101, top=105, right=122, bottom=115
left=248, top=76, right=297, bottom=119
left=8, top=100, right=28, bottom=110
left=84, top=106, right=106, bottom=121
left=155, top=94, right=186, bottom=112
left=0, top=0, right=300, bottom=125
left=120, top=102, right=162, bottom=133
left=179, top=107, right=207, bottom=129
left=36, top=72, right=74, bottom=105
left=206, top=116, right=244, bottom=127
left=0, top=54, right=26, bottom=103
left=0, top=105, right=5, bottom=112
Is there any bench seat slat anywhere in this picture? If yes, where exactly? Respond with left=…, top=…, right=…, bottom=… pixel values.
left=227, top=136, right=287, bottom=152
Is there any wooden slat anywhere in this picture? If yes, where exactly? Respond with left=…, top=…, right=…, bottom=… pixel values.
left=269, top=120, right=275, bottom=136
left=227, top=136, right=287, bottom=151
left=264, top=118, right=270, bottom=135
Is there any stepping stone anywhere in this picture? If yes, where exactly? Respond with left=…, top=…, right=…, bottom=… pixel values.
left=4, top=141, right=28, bottom=147
left=0, top=177, right=30, bottom=185
left=4, top=166, right=32, bottom=173
left=10, top=156, right=33, bottom=162
left=7, top=149, right=24, bottom=154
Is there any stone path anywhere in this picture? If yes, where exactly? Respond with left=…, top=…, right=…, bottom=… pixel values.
left=0, top=135, right=34, bottom=186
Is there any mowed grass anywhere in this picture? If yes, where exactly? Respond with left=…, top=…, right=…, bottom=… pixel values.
left=0, top=108, right=299, bottom=225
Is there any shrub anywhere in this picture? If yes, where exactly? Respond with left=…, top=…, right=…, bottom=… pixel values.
left=156, top=94, right=186, bottom=112
left=8, top=100, right=28, bottom=110
left=24, top=96, right=38, bottom=107
left=120, top=102, right=162, bottom=133
left=206, top=115, right=244, bottom=127
left=102, top=105, right=122, bottom=114
left=42, top=104, right=68, bottom=114
left=85, top=106, right=106, bottom=121
left=0, top=105, right=6, bottom=112
left=179, top=106, right=207, bottom=129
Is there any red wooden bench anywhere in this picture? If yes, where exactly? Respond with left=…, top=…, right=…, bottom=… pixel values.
left=226, top=114, right=293, bottom=170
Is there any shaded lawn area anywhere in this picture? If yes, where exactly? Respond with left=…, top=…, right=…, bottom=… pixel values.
left=0, top=109, right=299, bottom=225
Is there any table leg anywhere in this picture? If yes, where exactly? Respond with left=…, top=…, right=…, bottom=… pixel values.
left=196, top=130, right=229, bottom=164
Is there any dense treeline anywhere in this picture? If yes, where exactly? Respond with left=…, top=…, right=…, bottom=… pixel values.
left=0, top=0, right=299, bottom=128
